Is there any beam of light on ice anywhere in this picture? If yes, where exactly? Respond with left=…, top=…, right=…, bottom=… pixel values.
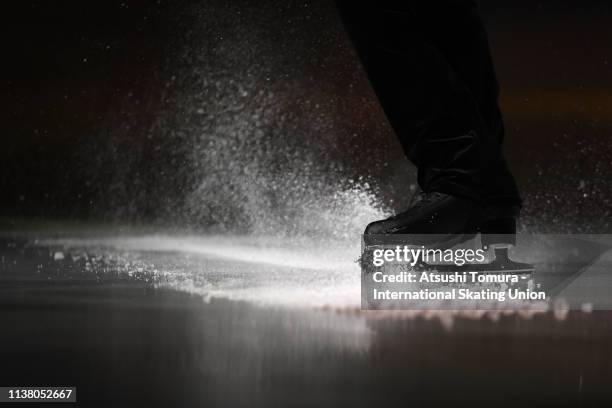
left=39, top=235, right=364, bottom=309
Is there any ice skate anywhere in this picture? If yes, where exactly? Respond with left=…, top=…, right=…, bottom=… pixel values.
left=361, top=191, right=534, bottom=274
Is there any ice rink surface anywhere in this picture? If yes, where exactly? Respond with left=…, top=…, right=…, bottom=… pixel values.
left=1, top=230, right=612, bottom=407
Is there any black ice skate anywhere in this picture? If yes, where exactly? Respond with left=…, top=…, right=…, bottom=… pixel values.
left=361, top=192, right=534, bottom=274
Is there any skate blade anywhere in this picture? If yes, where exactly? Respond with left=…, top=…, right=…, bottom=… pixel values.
left=418, top=260, right=534, bottom=275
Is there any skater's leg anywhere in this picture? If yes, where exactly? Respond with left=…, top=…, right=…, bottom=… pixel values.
left=417, top=1, right=520, bottom=206
left=335, top=1, right=520, bottom=207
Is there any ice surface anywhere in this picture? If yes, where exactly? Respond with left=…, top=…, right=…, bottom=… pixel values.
left=18, top=232, right=610, bottom=329
left=39, top=235, right=363, bottom=309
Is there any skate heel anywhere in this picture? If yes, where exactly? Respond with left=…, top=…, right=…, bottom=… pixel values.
left=479, top=217, right=516, bottom=248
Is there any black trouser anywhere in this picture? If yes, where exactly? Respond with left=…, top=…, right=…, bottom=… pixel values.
left=335, top=0, right=521, bottom=207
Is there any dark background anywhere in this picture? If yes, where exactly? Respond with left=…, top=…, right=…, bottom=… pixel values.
left=2, top=0, right=612, bottom=233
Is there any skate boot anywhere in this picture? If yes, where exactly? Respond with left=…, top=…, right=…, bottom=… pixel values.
left=364, top=191, right=518, bottom=246
left=362, top=191, right=533, bottom=274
